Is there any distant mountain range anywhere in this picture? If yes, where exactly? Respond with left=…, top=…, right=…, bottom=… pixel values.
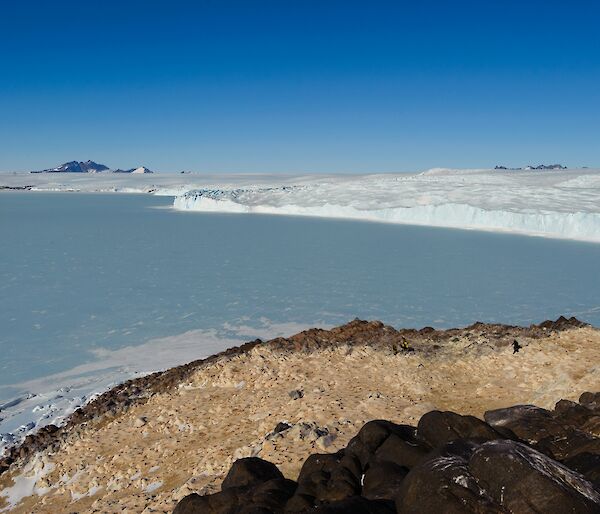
left=31, top=161, right=154, bottom=174
left=494, top=164, right=567, bottom=171
left=112, top=166, right=154, bottom=174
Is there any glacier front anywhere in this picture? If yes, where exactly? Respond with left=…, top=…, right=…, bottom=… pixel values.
left=2, top=167, right=600, bottom=242
left=173, top=169, right=600, bottom=243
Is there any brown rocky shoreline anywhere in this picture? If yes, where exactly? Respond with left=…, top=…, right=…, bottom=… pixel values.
left=0, top=315, right=585, bottom=477
left=0, top=316, right=598, bottom=512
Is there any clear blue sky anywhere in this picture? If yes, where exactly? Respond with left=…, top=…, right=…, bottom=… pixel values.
left=1, top=1, right=599, bottom=172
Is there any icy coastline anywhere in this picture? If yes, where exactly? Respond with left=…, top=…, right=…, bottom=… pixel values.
left=174, top=193, right=600, bottom=242
left=172, top=169, right=600, bottom=243
left=0, top=321, right=311, bottom=459
left=3, top=167, right=600, bottom=242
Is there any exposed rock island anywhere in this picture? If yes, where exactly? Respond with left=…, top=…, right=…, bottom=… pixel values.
left=0, top=317, right=599, bottom=512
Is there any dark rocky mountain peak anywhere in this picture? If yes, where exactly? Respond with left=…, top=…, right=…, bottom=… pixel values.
left=33, top=160, right=110, bottom=173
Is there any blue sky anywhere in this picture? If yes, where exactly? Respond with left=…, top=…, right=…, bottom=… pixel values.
left=1, top=1, right=599, bottom=172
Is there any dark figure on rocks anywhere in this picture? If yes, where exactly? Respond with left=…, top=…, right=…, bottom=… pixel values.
left=513, top=339, right=522, bottom=353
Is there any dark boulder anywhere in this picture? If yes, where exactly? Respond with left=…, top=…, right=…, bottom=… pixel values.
left=284, top=493, right=315, bottom=512
left=580, top=392, right=600, bottom=413
left=395, top=453, right=504, bottom=514
left=373, top=429, right=430, bottom=470
left=175, top=395, right=600, bottom=514
left=346, top=421, right=425, bottom=470
left=222, top=457, right=284, bottom=490
left=291, top=450, right=361, bottom=505
left=173, top=487, right=245, bottom=514
left=469, top=440, right=600, bottom=513
left=310, top=496, right=396, bottom=513
left=422, top=438, right=482, bottom=462
left=485, top=403, right=600, bottom=461
left=563, top=452, right=600, bottom=486
left=484, top=405, right=564, bottom=444
left=582, top=416, right=600, bottom=436
left=173, top=493, right=210, bottom=514
left=273, top=422, right=292, bottom=434
left=202, top=488, right=249, bottom=513
left=417, top=410, right=503, bottom=448
left=294, top=451, right=345, bottom=500
left=175, top=478, right=296, bottom=514
left=356, top=421, right=400, bottom=450
left=536, top=429, right=600, bottom=461
left=245, top=479, right=298, bottom=512
left=553, top=399, right=598, bottom=430
left=345, top=421, right=395, bottom=468
left=362, top=461, right=409, bottom=500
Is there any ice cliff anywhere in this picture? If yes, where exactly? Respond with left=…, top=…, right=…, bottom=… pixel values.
left=173, top=169, right=600, bottom=242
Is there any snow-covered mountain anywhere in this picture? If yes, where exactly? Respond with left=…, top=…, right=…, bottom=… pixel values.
left=130, top=166, right=153, bottom=174
left=33, top=160, right=110, bottom=173
left=113, top=166, right=154, bottom=174
left=32, top=161, right=153, bottom=174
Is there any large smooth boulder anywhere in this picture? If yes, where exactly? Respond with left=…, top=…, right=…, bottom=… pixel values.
left=345, top=421, right=430, bottom=472
left=222, top=457, right=284, bottom=490
left=290, top=450, right=361, bottom=506
left=373, top=430, right=430, bottom=469
left=484, top=405, right=565, bottom=444
left=174, top=478, right=297, bottom=514
left=417, top=410, right=503, bottom=448
left=469, top=440, right=600, bottom=513
left=395, top=453, right=504, bottom=514
left=345, top=421, right=402, bottom=468
left=485, top=403, right=600, bottom=461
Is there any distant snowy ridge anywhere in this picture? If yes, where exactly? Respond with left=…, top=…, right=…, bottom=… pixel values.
left=173, top=169, right=600, bottom=242
left=33, top=160, right=110, bottom=173
left=113, top=166, right=154, bottom=174
left=32, top=160, right=154, bottom=173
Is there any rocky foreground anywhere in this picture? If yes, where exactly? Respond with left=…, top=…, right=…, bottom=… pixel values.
left=175, top=392, right=600, bottom=513
left=0, top=317, right=599, bottom=512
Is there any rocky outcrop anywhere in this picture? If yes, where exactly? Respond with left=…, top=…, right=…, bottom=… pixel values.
left=30, top=161, right=154, bottom=173
left=33, top=160, right=110, bottom=173
left=174, top=391, right=600, bottom=513
left=0, top=316, right=587, bottom=477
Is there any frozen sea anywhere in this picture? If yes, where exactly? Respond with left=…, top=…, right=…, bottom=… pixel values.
left=1, top=191, right=600, bottom=452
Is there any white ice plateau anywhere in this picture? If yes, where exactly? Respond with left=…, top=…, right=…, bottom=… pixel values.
left=172, top=169, right=600, bottom=243
left=2, top=167, right=600, bottom=242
